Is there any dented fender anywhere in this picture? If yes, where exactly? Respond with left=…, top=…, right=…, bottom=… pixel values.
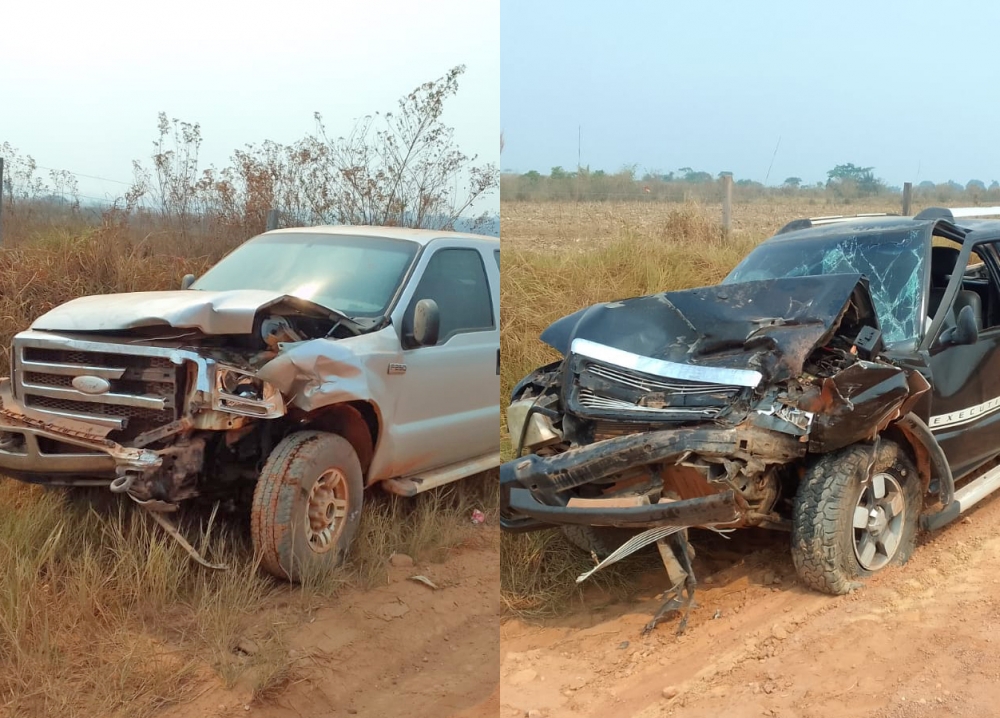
left=257, top=338, right=378, bottom=411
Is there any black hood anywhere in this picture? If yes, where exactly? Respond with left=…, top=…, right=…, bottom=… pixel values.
left=540, top=273, right=880, bottom=383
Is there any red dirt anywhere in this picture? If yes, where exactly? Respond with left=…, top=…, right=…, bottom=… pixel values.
left=163, top=530, right=499, bottom=718
left=501, top=497, right=1000, bottom=718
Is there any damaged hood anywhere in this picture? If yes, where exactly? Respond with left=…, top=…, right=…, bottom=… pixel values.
left=31, top=289, right=338, bottom=335
left=541, top=273, right=880, bottom=383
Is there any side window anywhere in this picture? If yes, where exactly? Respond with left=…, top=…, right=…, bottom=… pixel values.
left=494, top=249, right=500, bottom=270
left=408, top=248, right=495, bottom=343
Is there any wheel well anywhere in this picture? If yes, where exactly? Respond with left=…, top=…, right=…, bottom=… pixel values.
left=882, top=426, right=932, bottom=495
left=302, top=402, right=379, bottom=474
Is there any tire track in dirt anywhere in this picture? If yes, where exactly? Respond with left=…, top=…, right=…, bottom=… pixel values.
left=501, top=497, right=1000, bottom=718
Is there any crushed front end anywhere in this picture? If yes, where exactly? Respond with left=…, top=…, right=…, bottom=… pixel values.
left=500, top=272, right=924, bottom=543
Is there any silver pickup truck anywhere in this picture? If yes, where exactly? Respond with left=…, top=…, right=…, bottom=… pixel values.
left=0, top=226, right=500, bottom=579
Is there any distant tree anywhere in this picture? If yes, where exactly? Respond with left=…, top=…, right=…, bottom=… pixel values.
left=522, top=170, right=541, bottom=181
left=991, top=180, right=1000, bottom=191
left=677, top=167, right=712, bottom=182
left=550, top=166, right=568, bottom=179
left=593, top=169, right=606, bottom=177
left=659, top=171, right=675, bottom=182
left=826, top=163, right=885, bottom=196
left=783, top=177, right=803, bottom=188
left=946, top=180, right=963, bottom=191
left=967, top=179, right=987, bottom=191
left=918, top=180, right=936, bottom=190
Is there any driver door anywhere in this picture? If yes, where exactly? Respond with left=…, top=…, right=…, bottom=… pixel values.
left=926, top=238, right=1000, bottom=478
left=380, top=241, right=500, bottom=478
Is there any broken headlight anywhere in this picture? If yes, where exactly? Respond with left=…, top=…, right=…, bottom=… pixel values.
left=506, top=397, right=562, bottom=452
left=213, top=365, right=285, bottom=418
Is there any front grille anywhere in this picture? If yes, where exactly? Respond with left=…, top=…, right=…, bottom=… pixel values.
left=14, top=337, right=182, bottom=436
left=571, top=357, right=745, bottom=422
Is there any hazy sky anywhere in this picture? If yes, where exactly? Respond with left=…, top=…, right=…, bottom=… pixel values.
left=502, top=0, right=1000, bottom=187
left=2, top=0, right=499, bottom=212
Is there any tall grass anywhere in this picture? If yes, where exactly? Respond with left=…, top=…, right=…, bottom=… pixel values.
left=499, top=203, right=765, bottom=616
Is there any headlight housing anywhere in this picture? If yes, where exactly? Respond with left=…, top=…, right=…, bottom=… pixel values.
left=213, top=365, right=285, bottom=418
left=506, top=397, right=561, bottom=452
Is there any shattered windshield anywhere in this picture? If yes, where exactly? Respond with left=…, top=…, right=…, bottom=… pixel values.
left=723, top=228, right=926, bottom=344
left=192, top=233, right=420, bottom=318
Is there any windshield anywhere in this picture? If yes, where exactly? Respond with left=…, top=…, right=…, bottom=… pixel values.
left=192, top=233, right=420, bottom=317
left=723, top=228, right=927, bottom=344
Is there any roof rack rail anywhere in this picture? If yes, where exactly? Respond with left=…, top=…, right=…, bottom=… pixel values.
left=776, top=213, right=897, bottom=235
left=913, top=206, right=1000, bottom=221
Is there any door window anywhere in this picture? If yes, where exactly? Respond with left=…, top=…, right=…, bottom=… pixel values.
left=407, top=248, right=495, bottom=343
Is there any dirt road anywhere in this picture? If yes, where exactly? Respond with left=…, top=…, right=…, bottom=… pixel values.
left=166, top=530, right=499, bottom=718
left=501, top=498, right=1000, bottom=718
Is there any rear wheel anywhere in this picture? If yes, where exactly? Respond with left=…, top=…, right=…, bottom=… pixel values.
left=252, top=431, right=364, bottom=581
left=791, top=439, right=920, bottom=595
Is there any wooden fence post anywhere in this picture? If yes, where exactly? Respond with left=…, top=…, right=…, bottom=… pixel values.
left=902, top=182, right=913, bottom=216
left=721, top=174, right=733, bottom=235
left=266, top=208, right=279, bottom=231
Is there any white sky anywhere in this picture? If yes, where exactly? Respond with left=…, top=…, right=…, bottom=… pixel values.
left=1, top=0, right=499, bottom=213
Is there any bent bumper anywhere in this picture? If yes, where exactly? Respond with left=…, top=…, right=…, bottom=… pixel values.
left=0, top=379, right=160, bottom=483
left=500, top=424, right=804, bottom=533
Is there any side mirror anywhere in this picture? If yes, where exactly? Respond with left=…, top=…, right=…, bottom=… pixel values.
left=941, top=304, right=979, bottom=346
left=412, top=299, right=441, bottom=347
left=181, top=274, right=196, bottom=290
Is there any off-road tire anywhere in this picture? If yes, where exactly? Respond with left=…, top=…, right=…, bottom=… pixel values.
left=252, top=431, right=364, bottom=581
left=791, top=439, right=920, bottom=595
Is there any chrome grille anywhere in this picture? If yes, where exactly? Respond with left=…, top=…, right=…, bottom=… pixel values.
left=573, top=358, right=745, bottom=420
left=586, top=363, right=743, bottom=395
left=577, top=389, right=725, bottom=418
left=14, top=336, right=182, bottom=433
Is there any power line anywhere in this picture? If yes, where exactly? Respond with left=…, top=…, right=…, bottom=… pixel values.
left=33, top=164, right=133, bottom=186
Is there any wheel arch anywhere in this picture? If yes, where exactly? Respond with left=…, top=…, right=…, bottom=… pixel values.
left=883, top=412, right=954, bottom=505
left=302, top=401, right=381, bottom=476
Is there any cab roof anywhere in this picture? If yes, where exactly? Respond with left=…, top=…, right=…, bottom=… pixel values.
left=264, top=224, right=499, bottom=247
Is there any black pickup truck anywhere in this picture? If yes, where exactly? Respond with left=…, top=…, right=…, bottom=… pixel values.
left=501, top=207, right=1000, bottom=623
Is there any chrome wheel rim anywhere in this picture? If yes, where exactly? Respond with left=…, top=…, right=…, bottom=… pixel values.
left=305, top=468, right=349, bottom=554
left=852, top=471, right=906, bottom=571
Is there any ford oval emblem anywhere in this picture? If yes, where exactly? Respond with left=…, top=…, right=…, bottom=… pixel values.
left=72, top=375, right=111, bottom=395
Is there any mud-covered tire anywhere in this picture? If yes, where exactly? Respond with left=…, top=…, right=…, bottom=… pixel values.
left=791, top=439, right=920, bottom=595
left=560, top=525, right=637, bottom=560
left=252, top=431, right=364, bottom=581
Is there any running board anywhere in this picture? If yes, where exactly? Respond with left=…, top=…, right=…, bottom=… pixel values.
left=922, top=463, right=1000, bottom=531
left=381, top=452, right=501, bottom=497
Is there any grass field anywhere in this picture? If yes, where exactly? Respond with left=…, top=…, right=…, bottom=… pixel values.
left=498, top=197, right=938, bottom=616
left=0, top=219, right=499, bottom=717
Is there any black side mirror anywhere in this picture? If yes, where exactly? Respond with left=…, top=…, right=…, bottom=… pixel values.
left=181, top=274, right=196, bottom=290
left=412, top=299, right=441, bottom=347
left=941, top=304, right=979, bottom=346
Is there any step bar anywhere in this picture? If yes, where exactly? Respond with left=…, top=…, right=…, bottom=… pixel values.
left=922, top=463, right=1000, bottom=531
left=381, top=452, right=501, bottom=498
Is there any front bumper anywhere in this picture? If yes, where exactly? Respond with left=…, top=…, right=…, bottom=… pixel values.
left=0, top=379, right=160, bottom=483
left=500, top=424, right=804, bottom=532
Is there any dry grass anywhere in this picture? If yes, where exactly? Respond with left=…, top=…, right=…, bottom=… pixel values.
left=499, top=198, right=936, bottom=254
left=0, top=221, right=499, bottom=716
left=500, top=199, right=879, bottom=616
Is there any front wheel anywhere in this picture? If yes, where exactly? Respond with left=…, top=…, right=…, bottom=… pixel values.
left=791, top=439, right=921, bottom=595
left=251, top=431, right=364, bottom=581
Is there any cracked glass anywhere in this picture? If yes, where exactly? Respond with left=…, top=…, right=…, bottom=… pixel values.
left=724, top=229, right=926, bottom=345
